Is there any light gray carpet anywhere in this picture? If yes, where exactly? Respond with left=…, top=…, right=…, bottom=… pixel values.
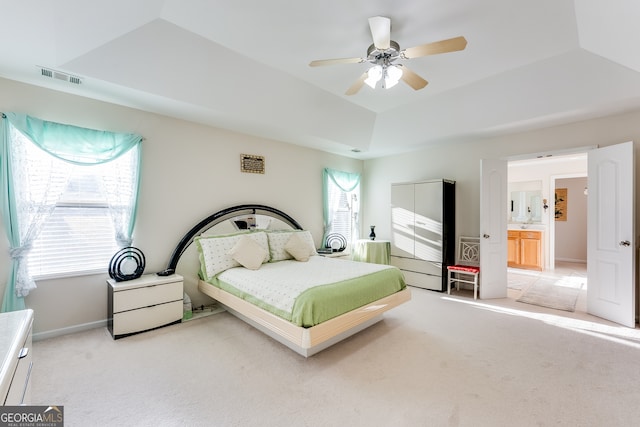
left=32, top=288, right=640, bottom=427
left=516, top=277, right=584, bottom=312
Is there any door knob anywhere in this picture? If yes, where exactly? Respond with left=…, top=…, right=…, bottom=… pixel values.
left=619, top=240, right=631, bottom=247
left=483, top=234, right=490, bottom=239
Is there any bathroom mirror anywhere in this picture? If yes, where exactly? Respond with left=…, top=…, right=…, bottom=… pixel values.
left=509, top=181, right=543, bottom=223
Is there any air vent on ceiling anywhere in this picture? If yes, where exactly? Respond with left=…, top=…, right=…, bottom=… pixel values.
left=39, top=67, right=82, bottom=85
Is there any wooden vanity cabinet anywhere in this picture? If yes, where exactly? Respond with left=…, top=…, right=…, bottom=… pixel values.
left=508, top=230, right=543, bottom=271
left=507, top=231, right=520, bottom=266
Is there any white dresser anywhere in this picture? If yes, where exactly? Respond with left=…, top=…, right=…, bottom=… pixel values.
left=0, top=309, right=33, bottom=406
left=108, top=274, right=183, bottom=339
left=390, top=179, right=456, bottom=291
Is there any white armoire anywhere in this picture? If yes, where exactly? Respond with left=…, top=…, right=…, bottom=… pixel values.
left=390, top=179, right=455, bottom=291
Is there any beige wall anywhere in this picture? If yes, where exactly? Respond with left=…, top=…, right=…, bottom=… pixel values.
left=3, top=75, right=640, bottom=337
left=555, top=177, right=588, bottom=263
left=362, top=111, right=640, bottom=245
left=0, top=78, right=361, bottom=337
left=362, top=111, right=640, bottom=319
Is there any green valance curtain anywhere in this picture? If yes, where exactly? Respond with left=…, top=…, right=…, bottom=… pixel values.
left=1, top=113, right=143, bottom=312
left=5, top=113, right=141, bottom=164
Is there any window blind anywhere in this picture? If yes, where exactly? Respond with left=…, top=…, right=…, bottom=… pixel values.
left=28, top=206, right=118, bottom=278
left=27, top=167, right=120, bottom=279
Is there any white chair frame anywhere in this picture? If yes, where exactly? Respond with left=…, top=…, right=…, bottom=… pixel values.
left=447, top=236, right=480, bottom=299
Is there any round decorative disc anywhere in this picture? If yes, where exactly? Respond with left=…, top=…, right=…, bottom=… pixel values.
left=324, top=233, right=347, bottom=252
left=109, top=247, right=146, bottom=282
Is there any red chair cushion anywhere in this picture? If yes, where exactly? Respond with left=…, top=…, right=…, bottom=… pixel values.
left=447, top=265, right=480, bottom=273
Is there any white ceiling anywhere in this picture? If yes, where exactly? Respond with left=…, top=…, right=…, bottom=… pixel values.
left=2, top=0, right=640, bottom=158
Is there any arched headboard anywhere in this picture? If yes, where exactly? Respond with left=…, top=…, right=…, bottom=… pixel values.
left=162, top=204, right=303, bottom=275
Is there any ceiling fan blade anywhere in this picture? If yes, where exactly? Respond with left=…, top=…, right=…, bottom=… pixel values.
left=368, top=16, right=391, bottom=50
left=398, top=65, right=428, bottom=90
left=403, top=36, right=467, bottom=59
left=309, top=57, right=364, bottom=67
left=345, top=72, right=368, bottom=96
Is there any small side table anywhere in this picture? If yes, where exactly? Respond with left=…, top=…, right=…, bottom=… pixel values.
left=107, top=273, right=183, bottom=339
left=352, top=239, right=391, bottom=265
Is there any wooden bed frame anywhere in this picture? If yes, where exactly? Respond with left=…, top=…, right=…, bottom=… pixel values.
left=166, top=204, right=411, bottom=357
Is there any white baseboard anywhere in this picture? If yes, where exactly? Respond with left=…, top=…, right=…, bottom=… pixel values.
left=33, top=319, right=107, bottom=342
left=555, top=258, right=587, bottom=264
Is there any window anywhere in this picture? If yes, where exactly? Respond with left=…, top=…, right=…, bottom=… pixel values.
left=27, top=166, right=120, bottom=278
left=323, top=168, right=360, bottom=249
left=19, top=136, right=140, bottom=279
left=326, top=183, right=358, bottom=242
left=2, top=113, right=142, bottom=311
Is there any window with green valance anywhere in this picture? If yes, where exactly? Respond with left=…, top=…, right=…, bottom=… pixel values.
left=1, top=113, right=143, bottom=312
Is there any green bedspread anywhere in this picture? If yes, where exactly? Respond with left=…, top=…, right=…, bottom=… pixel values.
left=206, top=262, right=406, bottom=327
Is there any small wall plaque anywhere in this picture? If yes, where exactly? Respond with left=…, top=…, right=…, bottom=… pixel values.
left=241, top=154, right=265, bottom=174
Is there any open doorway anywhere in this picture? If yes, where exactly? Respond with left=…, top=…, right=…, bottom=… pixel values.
left=480, top=142, right=634, bottom=325
left=507, top=153, right=588, bottom=313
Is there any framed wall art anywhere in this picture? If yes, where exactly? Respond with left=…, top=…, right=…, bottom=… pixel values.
left=240, top=154, right=265, bottom=174
left=555, top=188, right=567, bottom=221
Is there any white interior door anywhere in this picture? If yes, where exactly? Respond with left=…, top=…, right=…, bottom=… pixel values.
left=587, top=141, right=636, bottom=327
left=480, top=159, right=508, bottom=299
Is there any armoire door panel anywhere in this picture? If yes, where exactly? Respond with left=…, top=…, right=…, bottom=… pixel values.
left=414, top=182, right=444, bottom=262
left=391, top=183, right=416, bottom=258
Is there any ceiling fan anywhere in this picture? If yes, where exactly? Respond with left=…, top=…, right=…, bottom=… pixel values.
left=309, top=16, right=467, bottom=95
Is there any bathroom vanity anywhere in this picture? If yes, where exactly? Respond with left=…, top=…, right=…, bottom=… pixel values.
left=508, top=229, right=544, bottom=271
left=508, top=180, right=546, bottom=271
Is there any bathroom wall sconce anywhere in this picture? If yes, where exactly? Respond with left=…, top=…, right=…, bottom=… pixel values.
left=542, top=198, right=549, bottom=212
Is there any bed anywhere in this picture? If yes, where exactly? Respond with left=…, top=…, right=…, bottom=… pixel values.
left=165, top=204, right=411, bottom=357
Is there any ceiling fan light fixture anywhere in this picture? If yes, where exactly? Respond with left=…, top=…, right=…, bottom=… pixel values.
left=383, top=65, right=403, bottom=89
left=364, top=65, right=383, bottom=88
left=311, top=16, right=466, bottom=95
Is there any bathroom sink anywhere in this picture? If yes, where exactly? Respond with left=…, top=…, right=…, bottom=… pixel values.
left=508, top=223, right=546, bottom=230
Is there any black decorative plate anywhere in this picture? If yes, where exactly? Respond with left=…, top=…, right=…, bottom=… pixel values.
left=109, top=247, right=146, bottom=282
left=324, top=233, right=347, bottom=252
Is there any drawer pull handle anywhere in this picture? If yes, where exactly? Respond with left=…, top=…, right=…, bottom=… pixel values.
left=619, top=240, right=631, bottom=247
left=483, top=234, right=490, bottom=239
left=18, top=347, right=29, bottom=359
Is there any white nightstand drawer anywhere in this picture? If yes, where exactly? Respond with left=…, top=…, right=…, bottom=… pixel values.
left=112, top=300, right=182, bottom=336
left=113, top=280, right=182, bottom=313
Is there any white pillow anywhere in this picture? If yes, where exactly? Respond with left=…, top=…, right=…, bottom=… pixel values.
left=228, top=235, right=268, bottom=270
left=267, top=230, right=317, bottom=262
left=284, top=233, right=313, bottom=262
left=196, top=231, right=269, bottom=279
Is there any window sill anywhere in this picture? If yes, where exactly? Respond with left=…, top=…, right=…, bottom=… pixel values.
left=32, top=268, right=109, bottom=282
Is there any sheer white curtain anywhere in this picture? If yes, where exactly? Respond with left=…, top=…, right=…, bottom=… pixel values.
left=100, top=144, right=141, bottom=247
left=6, top=125, right=72, bottom=299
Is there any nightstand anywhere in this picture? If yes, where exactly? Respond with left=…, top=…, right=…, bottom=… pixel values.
left=107, top=274, right=183, bottom=339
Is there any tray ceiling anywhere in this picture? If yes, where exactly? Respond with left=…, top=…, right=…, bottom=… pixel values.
left=1, top=0, right=640, bottom=158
